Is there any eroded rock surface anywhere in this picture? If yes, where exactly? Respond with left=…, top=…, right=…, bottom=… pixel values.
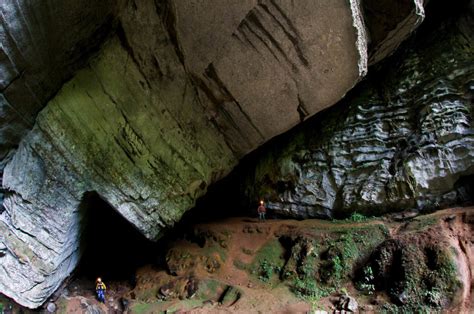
left=0, top=0, right=427, bottom=308
left=0, top=0, right=118, bottom=166
left=243, top=4, right=473, bottom=218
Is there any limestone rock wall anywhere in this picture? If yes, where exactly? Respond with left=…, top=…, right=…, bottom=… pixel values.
left=1, top=35, right=237, bottom=307
left=173, top=0, right=367, bottom=154
left=0, top=0, right=426, bottom=308
left=243, top=4, right=474, bottom=218
left=0, top=0, right=118, bottom=167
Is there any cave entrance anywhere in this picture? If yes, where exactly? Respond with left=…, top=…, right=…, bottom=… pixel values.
left=453, top=174, right=474, bottom=206
left=76, top=192, right=157, bottom=283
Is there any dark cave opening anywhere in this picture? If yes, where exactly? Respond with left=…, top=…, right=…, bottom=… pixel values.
left=75, top=192, right=159, bottom=284
left=453, top=174, right=474, bottom=206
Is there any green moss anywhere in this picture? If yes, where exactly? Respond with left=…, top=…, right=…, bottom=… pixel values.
left=250, top=240, right=286, bottom=283
left=405, top=216, right=438, bottom=231
left=233, top=259, right=248, bottom=271
left=195, top=279, right=222, bottom=299
left=33, top=36, right=238, bottom=239
left=135, top=285, right=160, bottom=302
left=292, top=277, right=335, bottom=299
left=283, top=223, right=389, bottom=303
left=253, top=239, right=285, bottom=264
left=201, top=245, right=228, bottom=263
left=166, top=299, right=204, bottom=312
left=322, top=225, right=388, bottom=284
left=131, top=302, right=154, bottom=314
left=372, top=237, right=462, bottom=312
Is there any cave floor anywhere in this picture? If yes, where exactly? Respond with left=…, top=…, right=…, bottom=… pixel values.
left=1, top=207, right=472, bottom=313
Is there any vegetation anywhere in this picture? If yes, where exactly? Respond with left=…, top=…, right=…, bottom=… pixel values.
left=404, top=216, right=438, bottom=231
left=130, top=302, right=154, bottom=314
left=356, top=266, right=375, bottom=294
left=368, top=234, right=462, bottom=313
left=292, top=276, right=335, bottom=299
left=268, top=222, right=389, bottom=308
left=250, top=240, right=286, bottom=283
left=348, top=212, right=368, bottom=222
left=258, top=259, right=280, bottom=282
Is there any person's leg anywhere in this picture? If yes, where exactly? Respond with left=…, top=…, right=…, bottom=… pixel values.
left=98, top=290, right=105, bottom=303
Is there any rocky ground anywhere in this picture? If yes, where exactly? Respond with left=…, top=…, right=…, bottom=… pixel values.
left=1, top=207, right=472, bottom=313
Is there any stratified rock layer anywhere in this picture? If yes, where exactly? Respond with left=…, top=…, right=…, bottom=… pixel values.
left=0, top=0, right=118, bottom=166
left=0, top=34, right=236, bottom=307
left=243, top=5, right=473, bottom=218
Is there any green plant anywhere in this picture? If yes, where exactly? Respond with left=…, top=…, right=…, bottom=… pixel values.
left=258, top=259, right=281, bottom=282
left=323, top=233, right=359, bottom=284
left=332, top=255, right=344, bottom=282
left=424, top=288, right=442, bottom=307
left=292, top=276, right=336, bottom=307
left=380, top=302, right=433, bottom=314
left=260, top=260, right=273, bottom=281
left=251, top=240, right=285, bottom=282
left=348, top=212, right=367, bottom=222
left=357, top=266, right=375, bottom=294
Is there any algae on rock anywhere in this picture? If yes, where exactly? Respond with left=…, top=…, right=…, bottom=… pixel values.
left=0, top=37, right=237, bottom=308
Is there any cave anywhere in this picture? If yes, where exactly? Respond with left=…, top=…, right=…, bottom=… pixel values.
left=453, top=174, right=474, bottom=206
left=76, top=192, right=157, bottom=283
left=0, top=0, right=472, bottom=312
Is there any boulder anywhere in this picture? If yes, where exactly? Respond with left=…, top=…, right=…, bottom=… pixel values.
left=46, top=302, right=57, bottom=313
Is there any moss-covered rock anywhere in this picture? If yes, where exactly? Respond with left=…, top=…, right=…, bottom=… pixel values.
left=359, top=229, right=462, bottom=312
left=282, top=224, right=388, bottom=297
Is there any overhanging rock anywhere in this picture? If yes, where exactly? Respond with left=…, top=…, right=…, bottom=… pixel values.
left=0, top=0, right=425, bottom=308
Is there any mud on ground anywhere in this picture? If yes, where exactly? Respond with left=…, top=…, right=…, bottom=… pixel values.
left=4, top=207, right=472, bottom=313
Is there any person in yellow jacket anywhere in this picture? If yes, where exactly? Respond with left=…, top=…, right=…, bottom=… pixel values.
left=96, top=277, right=106, bottom=303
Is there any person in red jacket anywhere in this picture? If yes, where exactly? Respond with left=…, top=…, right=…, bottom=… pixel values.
left=257, top=200, right=266, bottom=221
